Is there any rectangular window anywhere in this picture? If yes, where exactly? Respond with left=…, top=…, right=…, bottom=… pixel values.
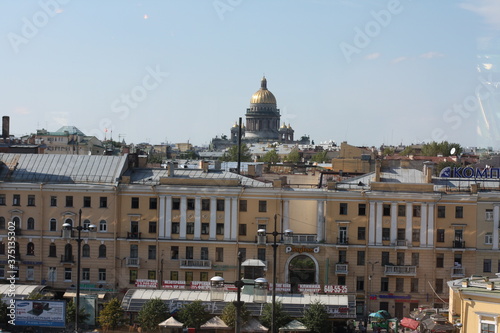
left=357, top=251, right=365, bottom=266
left=129, top=270, right=138, bottom=284
left=381, top=252, right=390, bottom=266
left=397, top=252, right=405, bottom=266
left=48, top=267, right=56, bottom=282
left=238, top=248, right=246, bottom=261
left=435, top=278, right=443, bottom=293
left=65, top=196, right=73, bottom=207
left=381, top=277, right=389, bottom=292
left=357, top=227, right=366, bottom=240
left=437, top=205, right=446, bottom=218
left=338, top=275, right=346, bottom=286
left=148, top=245, right=156, bottom=260
left=83, top=196, right=91, bottom=208
left=98, top=269, right=106, bottom=281
left=131, top=197, right=139, bottom=209
left=239, top=224, right=247, bottom=236
left=358, top=203, right=366, bottom=216
left=99, top=197, right=107, bottom=208
left=396, top=278, right=404, bottom=292
left=28, top=195, right=35, bottom=206
left=49, top=219, right=57, bottom=232
left=382, top=228, right=390, bottom=241
left=170, top=271, right=178, bottom=280
left=13, top=194, right=20, bottom=206
left=201, top=199, right=210, bottom=211
left=258, top=248, right=266, bottom=261
left=216, top=199, right=225, bottom=211
left=398, top=204, right=406, bottom=217
left=412, top=229, right=420, bottom=242
left=172, top=198, right=181, bottom=210
left=216, top=223, right=224, bottom=235
left=149, top=221, right=157, bottom=233
left=200, top=272, right=208, bottom=281
left=82, top=268, right=90, bottom=281
left=216, top=248, right=224, bottom=262
left=339, top=203, right=348, bottom=215
left=356, top=276, right=365, bottom=291
left=455, top=206, right=464, bottom=218
left=172, top=222, right=180, bottom=234
left=397, top=228, right=405, bottom=240
left=0, top=194, right=5, bottom=205
left=486, top=209, right=494, bottom=221
left=258, top=200, right=267, bottom=212
left=484, top=259, right=492, bottom=272
left=238, top=200, right=248, bottom=212
left=413, top=205, right=421, bottom=217
left=436, top=253, right=444, bottom=268
left=64, top=268, right=72, bottom=281
left=171, top=246, right=179, bottom=260
left=383, top=204, right=391, bottom=216
left=437, top=229, right=445, bottom=242
left=149, top=198, right=157, bottom=209
left=186, top=222, right=194, bottom=234
left=201, top=247, right=209, bottom=260
left=148, top=270, right=156, bottom=280
left=201, top=223, right=209, bottom=234
left=185, top=272, right=193, bottom=284
left=411, top=278, right=418, bottom=293
left=26, top=266, right=34, bottom=281
left=186, top=246, right=193, bottom=260
left=411, top=253, right=419, bottom=267
left=187, top=198, right=195, bottom=210
left=339, top=250, right=347, bottom=264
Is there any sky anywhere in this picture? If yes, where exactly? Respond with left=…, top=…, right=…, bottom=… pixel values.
left=2, top=0, right=500, bottom=149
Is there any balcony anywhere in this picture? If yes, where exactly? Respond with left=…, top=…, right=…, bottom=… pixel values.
left=451, top=266, right=465, bottom=277
left=335, top=263, right=348, bottom=275
left=337, top=237, right=349, bottom=245
left=292, top=234, right=317, bottom=244
left=179, top=259, right=212, bottom=269
left=126, top=257, right=140, bottom=267
left=384, top=265, right=417, bottom=276
left=453, top=240, right=465, bottom=249
left=60, top=254, right=75, bottom=263
left=393, top=239, right=410, bottom=247
left=127, top=232, right=141, bottom=239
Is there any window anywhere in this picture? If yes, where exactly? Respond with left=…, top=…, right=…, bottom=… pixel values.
left=170, top=271, right=178, bottom=280
left=200, top=272, right=208, bottom=281
left=216, top=223, right=224, bottom=235
left=238, top=248, right=246, bottom=261
left=435, top=278, right=444, bottom=293
left=382, top=228, right=390, bottom=241
left=28, top=195, right=35, bottom=206
left=13, top=194, right=20, bottom=206
left=83, top=196, right=91, bottom=208
left=216, top=247, right=223, bottom=262
left=455, top=206, right=464, bottom=218
left=27, top=217, right=35, bottom=230
left=411, top=253, right=419, bottom=267
left=357, top=251, right=365, bottom=266
left=338, top=226, right=348, bottom=244
left=481, top=322, right=496, bottom=333
left=201, top=247, right=209, bottom=260
left=485, top=232, right=493, bottom=245
left=148, top=245, right=156, bottom=260
left=357, top=227, right=366, bottom=240
left=172, top=198, right=181, bottom=210
left=239, top=224, right=247, bottom=236
left=26, top=266, right=34, bottom=281
left=484, top=259, right=492, bottom=272
left=99, top=197, right=107, bottom=208
left=257, top=248, right=266, bottom=261
left=339, top=250, right=347, bottom=263
left=172, top=222, right=180, bottom=234
left=413, top=205, right=421, bottom=217
left=398, top=204, right=406, bottom=217
left=411, top=278, right=418, bottom=293
left=186, top=246, right=193, bottom=260
left=99, top=220, right=107, bottom=232
left=49, top=243, right=56, bottom=257
left=149, top=221, right=157, bottom=233
left=49, top=196, right=57, bottom=207
left=412, top=229, right=420, bottom=242
left=397, top=252, right=405, bottom=266
left=381, top=277, right=389, bottom=292
left=131, top=197, right=139, bottom=209
left=185, top=271, right=193, bottom=284
left=201, top=223, right=209, bottom=234
left=82, top=244, right=90, bottom=257
left=338, top=275, right=346, bottom=285
left=356, top=276, right=365, bottom=291
left=216, top=199, right=224, bottom=211
left=436, top=253, right=444, bottom=268
left=82, top=268, right=90, bottom=281
left=0, top=194, right=5, bottom=205
left=437, top=229, right=445, bottom=242
left=383, top=204, right=391, bottom=216
left=149, top=197, right=157, bottom=209
left=396, top=278, right=404, bottom=292
left=437, top=205, right=446, bottom=218
left=48, top=267, right=56, bottom=282
left=202, top=199, right=210, bottom=211
left=0, top=217, right=4, bottom=229
left=381, top=252, right=390, bottom=266
left=187, top=198, right=195, bottom=210
left=129, top=270, right=138, bottom=284
left=171, top=246, right=179, bottom=259
left=148, top=270, right=156, bottom=280
left=339, top=203, right=348, bottom=215
left=64, top=268, right=72, bottom=281
left=186, top=222, right=194, bottom=234
left=65, top=196, right=73, bottom=207
left=486, top=209, right=494, bottom=221
left=0, top=243, right=4, bottom=255
left=239, top=200, right=247, bottom=212
left=358, top=203, right=366, bottom=216
left=130, top=245, right=138, bottom=259
left=49, top=218, right=57, bottom=231
left=26, top=242, right=35, bottom=255
left=258, top=200, right=267, bottom=212
left=98, top=244, right=106, bottom=258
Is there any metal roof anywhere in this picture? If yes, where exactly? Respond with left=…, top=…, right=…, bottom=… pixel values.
left=0, top=153, right=128, bottom=184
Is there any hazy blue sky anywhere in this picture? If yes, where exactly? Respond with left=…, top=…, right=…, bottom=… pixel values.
left=2, top=0, right=500, bottom=148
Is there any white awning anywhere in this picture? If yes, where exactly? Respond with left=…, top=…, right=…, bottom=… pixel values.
left=63, top=291, right=106, bottom=299
left=241, top=259, right=266, bottom=267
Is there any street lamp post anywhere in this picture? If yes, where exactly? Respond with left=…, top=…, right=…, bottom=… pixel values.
left=257, top=214, right=293, bottom=333
left=62, top=209, right=96, bottom=333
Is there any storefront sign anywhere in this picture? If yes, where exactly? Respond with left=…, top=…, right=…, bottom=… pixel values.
left=440, top=166, right=500, bottom=178
left=135, top=279, right=158, bottom=288
left=162, top=280, right=186, bottom=289
left=285, top=246, right=320, bottom=254
left=324, top=285, right=348, bottom=293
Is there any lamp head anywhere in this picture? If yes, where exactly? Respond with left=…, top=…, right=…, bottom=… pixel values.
left=87, top=224, right=97, bottom=232
left=62, top=223, right=72, bottom=230
left=284, top=229, right=293, bottom=237
left=257, top=229, right=266, bottom=236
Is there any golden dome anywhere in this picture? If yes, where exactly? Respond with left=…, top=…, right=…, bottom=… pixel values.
left=280, top=122, right=287, bottom=129
left=250, top=77, right=277, bottom=104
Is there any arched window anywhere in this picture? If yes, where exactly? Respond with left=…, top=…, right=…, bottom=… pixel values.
left=65, top=218, right=73, bottom=227
left=82, top=244, right=90, bottom=257
left=49, top=218, right=57, bottom=232
left=13, top=216, right=20, bottom=229
left=98, top=244, right=106, bottom=258
left=83, top=219, right=91, bottom=229
left=99, top=220, right=107, bottom=232
left=27, top=217, right=35, bottom=230
left=27, top=242, right=35, bottom=255
left=49, top=243, right=56, bottom=257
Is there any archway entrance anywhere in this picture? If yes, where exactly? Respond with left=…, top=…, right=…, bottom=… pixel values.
left=288, top=255, right=316, bottom=293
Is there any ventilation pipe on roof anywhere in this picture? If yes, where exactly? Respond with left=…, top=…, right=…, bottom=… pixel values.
left=2, top=116, right=9, bottom=140
left=167, top=162, right=175, bottom=177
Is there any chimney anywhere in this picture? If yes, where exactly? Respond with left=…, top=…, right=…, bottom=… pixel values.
left=2, top=116, right=10, bottom=140
left=423, top=162, right=434, bottom=183
left=167, top=162, right=175, bottom=177
left=373, top=160, right=381, bottom=182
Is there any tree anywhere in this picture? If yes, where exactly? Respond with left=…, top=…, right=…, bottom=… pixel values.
left=399, top=146, right=414, bottom=156
left=66, top=300, right=90, bottom=328
left=310, top=151, right=328, bottom=163
left=302, top=300, right=329, bottom=333
left=220, top=144, right=252, bottom=162
left=98, top=298, right=126, bottom=331
left=221, top=302, right=251, bottom=328
left=421, top=141, right=462, bottom=157
left=27, top=291, right=44, bottom=300
left=136, top=298, right=169, bottom=332
left=260, top=301, right=291, bottom=333
left=382, top=147, right=395, bottom=156
left=261, top=149, right=280, bottom=163
left=285, top=148, right=301, bottom=163
left=178, top=300, right=211, bottom=330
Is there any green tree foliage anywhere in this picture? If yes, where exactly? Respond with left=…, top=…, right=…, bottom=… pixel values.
left=382, top=147, right=395, bottom=156
left=66, top=300, right=90, bottom=327
left=399, top=146, right=414, bottom=156
left=261, top=149, right=281, bottom=163
left=436, top=161, right=462, bottom=175
left=261, top=301, right=291, bottom=333
left=310, top=151, right=329, bottom=163
left=285, top=148, right=301, bottom=163
left=220, top=302, right=251, bottom=328
left=421, top=141, right=462, bottom=157
left=136, top=298, right=169, bottom=332
left=178, top=300, right=211, bottom=330
left=98, top=298, right=126, bottom=331
left=302, top=300, right=329, bottom=333
left=220, top=144, right=253, bottom=162
left=0, top=296, right=8, bottom=325
left=27, top=291, right=44, bottom=300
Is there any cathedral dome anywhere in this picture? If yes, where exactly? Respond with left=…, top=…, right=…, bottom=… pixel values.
left=250, top=77, right=277, bottom=104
